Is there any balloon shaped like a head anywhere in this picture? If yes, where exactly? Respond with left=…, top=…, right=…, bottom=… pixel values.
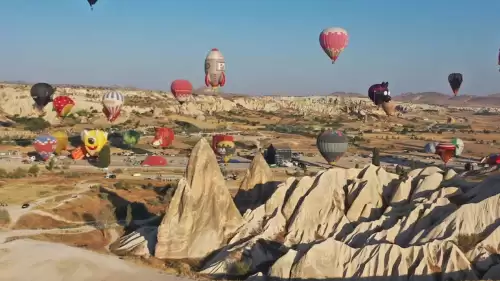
left=368, top=81, right=392, bottom=106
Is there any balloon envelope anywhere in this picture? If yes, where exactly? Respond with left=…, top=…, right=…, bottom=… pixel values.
left=435, top=143, right=456, bottom=164
left=451, top=137, right=464, bottom=156
left=424, top=142, right=436, bottom=154
left=52, top=131, right=69, bottom=154
left=102, top=91, right=124, bottom=122
left=52, top=96, right=75, bottom=118
left=123, top=130, right=140, bottom=146
left=316, top=130, right=348, bottom=164
left=213, top=135, right=235, bottom=163
left=448, top=73, right=463, bottom=96
left=171, top=80, right=193, bottom=104
left=81, top=129, right=108, bottom=157
left=152, top=128, right=174, bottom=148
left=34, top=134, right=57, bottom=161
left=30, top=83, right=55, bottom=109
left=319, top=27, right=349, bottom=63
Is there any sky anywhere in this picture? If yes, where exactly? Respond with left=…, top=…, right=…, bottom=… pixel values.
left=1, top=0, right=500, bottom=96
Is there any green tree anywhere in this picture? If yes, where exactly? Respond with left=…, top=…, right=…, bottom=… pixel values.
left=28, top=164, right=40, bottom=176
left=45, top=158, right=55, bottom=171
left=97, top=145, right=111, bottom=169
left=125, top=204, right=133, bottom=227
left=372, top=147, right=380, bottom=166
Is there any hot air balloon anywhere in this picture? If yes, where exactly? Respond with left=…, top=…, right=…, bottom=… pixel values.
left=33, top=134, right=57, bottom=161
left=424, top=142, right=437, bottom=154
left=368, top=82, right=394, bottom=116
left=451, top=137, right=464, bottom=156
left=316, top=130, right=348, bottom=165
left=30, top=83, right=55, bottom=111
left=52, top=96, right=75, bottom=118
left=88, top=0, right=98, bottom=10
left=52, top=131, right=69, bottom=154
left=171, top=80, right=193, bottom=104
left=319, top=27, right=349, bottom=64
left=212, top=135, right=235, bottom=163
left=435, top=142, right=456, bottom=165
left=81, top=129, right=108, bottom=157
left=102, top=91, right=124, bottom=122
left=123, top=130, right=140, bottom=147
left=497, top=49, right=500, bottom=72
left=205, top=48, right=226, bottom=89
left=448, top=73, right=463, bottom=96
left=152, top=127, right=174, bottom=148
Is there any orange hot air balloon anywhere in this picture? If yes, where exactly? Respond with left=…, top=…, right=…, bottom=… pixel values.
left=171, top=80, right=193, bottom=104
left=435, top=142, right=456, bottom=164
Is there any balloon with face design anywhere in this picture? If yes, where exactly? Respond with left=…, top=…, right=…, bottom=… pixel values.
left=151, top=127, right=174, bottom=148
left=368, top=82, right=394, bottom=116
left=81, top=129, right=108, bottom=157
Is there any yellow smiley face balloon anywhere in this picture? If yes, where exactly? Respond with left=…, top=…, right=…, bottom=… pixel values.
left=81, top=129, right=108, bottom=157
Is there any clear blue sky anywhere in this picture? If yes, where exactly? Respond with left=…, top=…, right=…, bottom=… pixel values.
left=1, top=0, right=499, bottom=95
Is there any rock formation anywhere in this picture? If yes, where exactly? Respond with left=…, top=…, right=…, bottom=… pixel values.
left=154, top=138, right=244, bottom=260
left=115, top=138, right=500, bottom=280
left=1, top=82, right=487, bottom=125
left=233, top=153, right=278, bottom=213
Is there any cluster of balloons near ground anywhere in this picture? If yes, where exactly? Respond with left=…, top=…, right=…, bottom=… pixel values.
left=315, top=131, right=466, bottom=167
left=424, top=138, right=464, bottom=165
left=32, top=126, right=236, bottom=164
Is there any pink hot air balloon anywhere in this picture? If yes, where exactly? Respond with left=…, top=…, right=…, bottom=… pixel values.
left=319, top=27, right=349, bottom=64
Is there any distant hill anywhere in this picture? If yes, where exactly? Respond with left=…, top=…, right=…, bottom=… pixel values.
left=393, top=92, right=500, bottom=107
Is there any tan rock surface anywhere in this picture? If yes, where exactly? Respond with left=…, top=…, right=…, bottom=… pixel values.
left=154, top=138, right=244, bottom=259
left=233, top=152, right=278, bottom=213
left=0, top=239, right=193, bottom=281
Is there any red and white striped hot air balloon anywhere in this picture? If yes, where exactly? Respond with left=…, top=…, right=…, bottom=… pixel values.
left=102, top=91, right=124, bottom=122
left=170, top=79, right=193, bottom=104
left=319, top=27, right=349, bottom=64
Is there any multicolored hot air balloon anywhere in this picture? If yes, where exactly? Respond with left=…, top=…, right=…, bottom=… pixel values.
left=497, top=48, right=500, bottom=72
left=152, top=127, right=174, bottom=148
left=102, top=91, right=124, bottom=122
left=52, top=131, right=69, bottom=155
left=368, top=82, right=394, bottom=116
left=123, top=130, right=140, bottom=147
left=424, top=142, right=437, bottom=154
left=171, top=80, right=193, bottom=104
left=448, top=73, right=463, bottom=96
left=451, top=137, right=464, bottom=156
left=319, top=27, right=349, bottom=64
left=52, top=96, right=75, bottom=118
left=30, top=83, right=55, bottom=111
left=435, top=142, right=456, bottom=165
left=34, top=134, right=57, bottom=161
left=205, top=48, right=226, bottom=89
left=316, top=130, right=348, bottom=165
left=212, top=135, right=235, bottom=163
left=81, top=129, right=108, bottom=157
left=88, top=0, right=97, bottom=10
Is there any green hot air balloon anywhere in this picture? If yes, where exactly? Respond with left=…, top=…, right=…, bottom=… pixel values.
left=316, top=130, right=348, bottom=165
left=123, top=130, right=140, bottom=147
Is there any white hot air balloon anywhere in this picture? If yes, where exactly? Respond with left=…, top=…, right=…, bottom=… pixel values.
left=204, top=48, right=226, bottom=89
left=102, top=91, right=124, bottom=122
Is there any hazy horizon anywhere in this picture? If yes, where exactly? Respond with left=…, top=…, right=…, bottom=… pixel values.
left=2, top=0, right=499, bottom=96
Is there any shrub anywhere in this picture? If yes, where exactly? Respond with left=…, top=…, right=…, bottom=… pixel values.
left=45, top=158, right=55, bottom=171
left=372, top=148, right=380, bottom=166
left=28, top=164, right=40, bottom=176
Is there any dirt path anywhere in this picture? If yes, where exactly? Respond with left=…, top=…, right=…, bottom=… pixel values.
left=4, top=181, right=95, bottom=228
